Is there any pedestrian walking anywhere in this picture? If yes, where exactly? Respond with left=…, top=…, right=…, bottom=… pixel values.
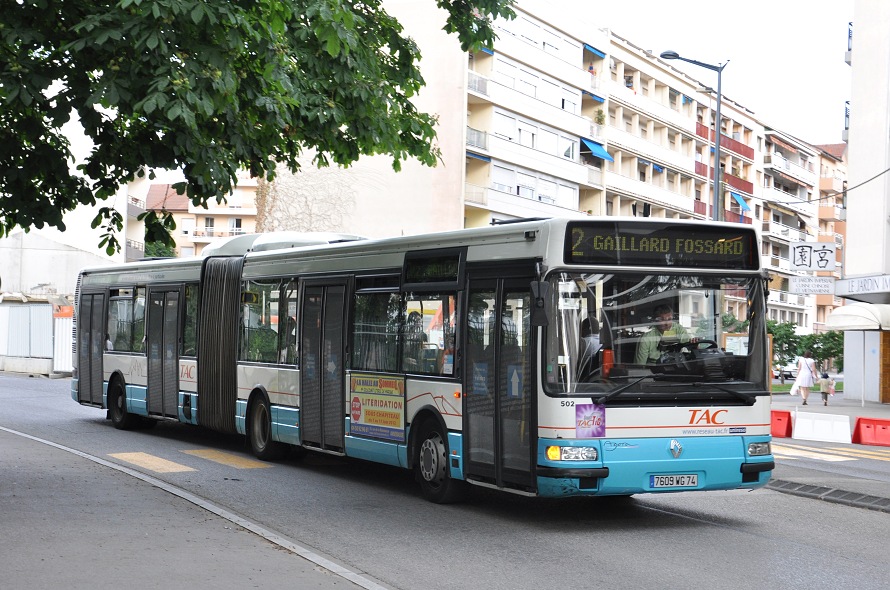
left=818, top=372, right=835, bottom=406
left=793, top=351, right=819, bottom=405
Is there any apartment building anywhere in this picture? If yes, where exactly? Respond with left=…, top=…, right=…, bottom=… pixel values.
left=813, top=143, right=847, bottom=333
left=146, top=171, right=258, bottom=257
left=758, top=130, right=818, bottom=328
left=833, top=2, right=890, bottom=402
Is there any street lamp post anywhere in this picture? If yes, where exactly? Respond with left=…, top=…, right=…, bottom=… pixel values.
left=660, top=51, right=728, bottom=222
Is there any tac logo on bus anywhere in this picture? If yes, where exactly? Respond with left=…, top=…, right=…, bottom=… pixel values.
left=688, top=409, right=727, bottom=425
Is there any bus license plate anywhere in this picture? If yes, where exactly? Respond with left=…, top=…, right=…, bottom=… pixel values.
left=650, top=474, right=698, bottom=488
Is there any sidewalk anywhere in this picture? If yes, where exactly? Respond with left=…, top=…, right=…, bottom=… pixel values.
left=0, top=429, right=366, bottom=590
left=768, top=392, right=890, bottom=513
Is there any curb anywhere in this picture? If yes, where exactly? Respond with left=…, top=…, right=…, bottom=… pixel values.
left=767, top=478, right=890, bottom=513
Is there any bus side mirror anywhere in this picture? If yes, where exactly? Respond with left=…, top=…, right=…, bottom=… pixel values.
left=530, top=281, right=550, bottom=327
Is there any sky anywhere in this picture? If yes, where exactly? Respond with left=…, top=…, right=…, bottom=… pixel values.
left=555, top=0, right=853, bottom=145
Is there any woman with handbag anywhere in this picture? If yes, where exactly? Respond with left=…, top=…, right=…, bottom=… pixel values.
left=793, top=351, right=819, bottom=405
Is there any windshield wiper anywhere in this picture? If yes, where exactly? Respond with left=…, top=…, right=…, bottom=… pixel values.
left=592, top=375, right=654, bottom=405
left=689, top=381, right=758, bottom=405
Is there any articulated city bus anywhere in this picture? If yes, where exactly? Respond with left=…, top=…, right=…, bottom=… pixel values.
left=73, top=218, right=774, bottom=502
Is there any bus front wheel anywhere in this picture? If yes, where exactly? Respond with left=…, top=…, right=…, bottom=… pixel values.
left=414, top=420, right=467, bottom=504
left=248, top=394, right=283, bottom=461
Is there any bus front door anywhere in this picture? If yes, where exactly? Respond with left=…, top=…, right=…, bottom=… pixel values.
left=300, top=282, right=347, bottom=453
left=76, top=291, right=105, bottom=405
left=147, top=288, right=180, bottom=418
left=464, top=278, right=535, bottom=493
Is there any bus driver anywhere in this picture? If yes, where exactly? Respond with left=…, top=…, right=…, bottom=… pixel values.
left=634, top=304, right=692, bottom=365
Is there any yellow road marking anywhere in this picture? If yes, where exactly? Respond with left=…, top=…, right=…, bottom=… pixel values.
left=109, top=452, right=196, bottom=473
left=181, top=449, right=271, bottom=469
left=771, top=444, right=855, bottom=462
left=824, top=446, right=890, bottom=461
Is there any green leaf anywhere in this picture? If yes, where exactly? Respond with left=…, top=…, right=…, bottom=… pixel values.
left=166, top=102, right=182, bottom=121
left=0, top=0, right=515, bottom=251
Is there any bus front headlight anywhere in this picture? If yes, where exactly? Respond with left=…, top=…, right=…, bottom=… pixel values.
left=546, top=445, right=598, bottom=461
left=748, top=442, right=771, bottom=456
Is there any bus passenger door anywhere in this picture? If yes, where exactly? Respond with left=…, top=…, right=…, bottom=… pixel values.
left=300, top=282, right=347, bottom=453
left=147, top=287, right=180, bottom=418
left=464, top=277, right=535, bottom=493
left=76, top=291, right=105, bottom=405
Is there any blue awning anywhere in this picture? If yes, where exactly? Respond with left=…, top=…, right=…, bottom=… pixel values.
left=583, top=44, right=606, bottom=58
left=653, top=164, right=664, bottom=173
left=580, top=137, right=614, bottom=162
left=466, top=151, right=491, bottom=162
left=581, top=90, right=606, bottom=103
left=479, top=47, right=494, bottom=55
left=730, top=191, right=751, bottom=211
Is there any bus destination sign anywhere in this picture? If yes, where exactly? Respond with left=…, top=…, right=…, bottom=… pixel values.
left=565, top=222, right=757, bottom=270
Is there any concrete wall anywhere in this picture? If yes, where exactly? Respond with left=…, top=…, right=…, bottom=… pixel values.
left=842, top=330, right=882, bottom=403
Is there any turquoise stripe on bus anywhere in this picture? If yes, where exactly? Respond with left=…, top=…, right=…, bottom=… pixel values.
left=447, top=432, right=464, bottom=481
left=536, top=436, right=770, bottom=497
left=235, top=399, right=247, bottom=436
left=344, top=434, right=404, bottom=468
left=124, top=384, right=148, bottom=416
left=271, top=405, right=301, bottom=446
left=179, top=392, right=199, bottom=425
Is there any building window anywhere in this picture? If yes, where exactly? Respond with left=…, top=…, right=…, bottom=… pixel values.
left=559, top=136, right=575, bottom=160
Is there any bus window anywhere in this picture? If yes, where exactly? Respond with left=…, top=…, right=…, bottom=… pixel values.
left=107, top=288, right=139, bottom=352
left=352, top=292, right=399, bottom=372
left=402, top=293, right=457, bottom=376
left=240, top=280, right=281, bottom=363
left=132, top=288, right=145, bottom=353
left=278, top=280, right=299, bottom=365
left=182, top=283, right=198, bottom=357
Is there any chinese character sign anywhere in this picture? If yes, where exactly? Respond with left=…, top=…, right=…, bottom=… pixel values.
left=791, top=242, right=836, bottom=271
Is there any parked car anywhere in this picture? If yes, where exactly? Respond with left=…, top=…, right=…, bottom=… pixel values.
left=772, top=358, right=799, bottom=379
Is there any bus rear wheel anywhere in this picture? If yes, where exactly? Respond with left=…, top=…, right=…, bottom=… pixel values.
left=248, top=395, right=283, bottom=461
left=108, top=382, right=137, bottom=430
left=414, top=420, right=467, bottom=504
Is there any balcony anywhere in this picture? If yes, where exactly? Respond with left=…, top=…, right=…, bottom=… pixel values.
left=761, top=186, right=814, bottom=217
left=693, top=161, right=754, bottom=194
left=695, top=123, right=755, bottom=160
left=764, top=152, right=816, bottom=188
left=723, top=210, right=752, bottom=225
left=607, top=172, right=697, bottom=215
left=605, top=79, right=695, bottom=134
left=468, top=71, right=489, bottom=97
left=125, top=239, right=144, bottom=262
left=464, top=182, right=588, bottom=219
left=819, top=174, right=845, bottom=194
left=467, top=126, right=489, bottom=151
left=767, top=289, right=808, bottom=308
left=588, top=121, right=604, bottom=142
left=607, top=125, right=695, bottom=172
left=586, top=166, right=603, bottom=187
left=762, top=219, right=808, bottom=243
left=818, top=231, right=844, bottom=249
left=191, top=227, right=246, bottom=243
left=764, top=254, right=808, bottom=275
left=127, top=195, right=146, bottom=218
left=818, top=202, right=845, bottom=221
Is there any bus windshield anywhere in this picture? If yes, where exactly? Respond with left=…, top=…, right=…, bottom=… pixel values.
left=544, top=271, right=768, bottom=399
